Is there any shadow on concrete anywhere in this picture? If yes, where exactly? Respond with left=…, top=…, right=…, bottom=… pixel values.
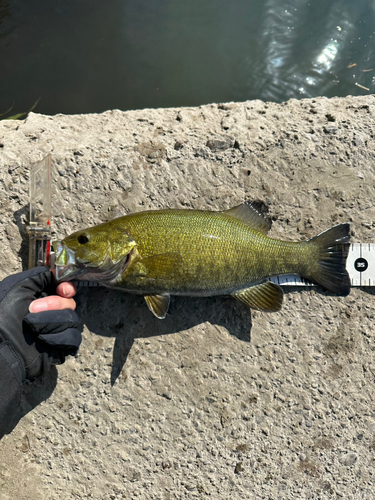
left=0, top=367, right=58, bottom=440
left=70, top=282, right=362, bottom=385
left=13, top=204, right=31, bottom=270
left=75, top=287, right=253, bottom=385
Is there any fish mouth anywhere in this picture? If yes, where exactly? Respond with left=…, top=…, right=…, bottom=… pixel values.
left=85, top=250, right=132, bottom=284
left=52, top=240, right=133, bottom=284
left=52, top=240, right=88, bottom=281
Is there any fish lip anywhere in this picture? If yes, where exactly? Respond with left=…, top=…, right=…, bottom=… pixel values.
left=55, top=265, right=88, bottom=282
left=52, top=240, right=88, bottom=282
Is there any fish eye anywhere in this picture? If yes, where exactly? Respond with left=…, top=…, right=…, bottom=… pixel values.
left=78, top=234, right=90, bottom=245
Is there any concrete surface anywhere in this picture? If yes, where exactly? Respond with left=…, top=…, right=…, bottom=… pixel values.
left=0, top=95, right=374, bottom=499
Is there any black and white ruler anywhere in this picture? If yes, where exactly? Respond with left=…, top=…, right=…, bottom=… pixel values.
left=270, top=243, right=375, bottom=287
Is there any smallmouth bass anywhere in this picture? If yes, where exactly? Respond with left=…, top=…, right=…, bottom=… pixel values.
left=52, top=202, right=350, bottom=318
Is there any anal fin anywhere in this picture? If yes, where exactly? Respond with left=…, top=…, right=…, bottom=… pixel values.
left=232, top=281, right=283, bottom=312
left=144, top=294, right=170, bottom=319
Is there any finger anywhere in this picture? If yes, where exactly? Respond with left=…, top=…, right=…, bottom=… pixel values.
left=56, top=282, right=77, bottom=298
left=29, top=296, right=77, bottom=313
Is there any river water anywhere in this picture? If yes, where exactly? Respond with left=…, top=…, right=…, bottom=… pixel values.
left=0, top=0, right=374, bottom=115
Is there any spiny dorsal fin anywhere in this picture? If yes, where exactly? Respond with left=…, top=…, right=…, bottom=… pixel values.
left=144, top=293, right=170, bottom=319
left=232, top=281, right=283, bottom=312
left=224, top=201, right=272, bottom=235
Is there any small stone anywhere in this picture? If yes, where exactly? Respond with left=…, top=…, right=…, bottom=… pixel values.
left=249, top=394, right=258, bottom=404
left=206, top=137, right=234, bottom=151
left=218, top=103, right=238, bottom=110
left=339, top=452, right=357, bottom=467
left=322, top=480, right=334, bottom=494
left=131, top=471, right=141, bottom=482
left=236, top=443, right=248, bottom=453
left=323, top=125, right=338, bottom=134
left=162, top=391, right=172, bottom=400
left=326, top=113, right=336, bottom=122
left=235, top=462, right=244, bottom=474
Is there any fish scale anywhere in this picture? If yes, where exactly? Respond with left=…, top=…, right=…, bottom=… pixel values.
left=111, top=210, right=307, bottom=295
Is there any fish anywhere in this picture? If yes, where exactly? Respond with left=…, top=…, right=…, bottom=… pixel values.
left=52, top=202, right=350, bottom=319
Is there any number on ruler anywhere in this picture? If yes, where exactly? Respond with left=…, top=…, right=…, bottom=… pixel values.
left=354, top=257, right=368, bottom=272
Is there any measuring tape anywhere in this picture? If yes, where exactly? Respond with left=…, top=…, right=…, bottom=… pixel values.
left=270, top=243, right=375, bottom=287
left=344, top=243, right=374, bottom=287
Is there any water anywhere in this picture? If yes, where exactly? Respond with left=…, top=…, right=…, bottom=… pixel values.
left=0, top=0, right=374, bottom=116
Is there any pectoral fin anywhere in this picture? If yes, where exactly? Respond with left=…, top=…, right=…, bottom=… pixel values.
left=144, top=294, right=171, bottom=319
left=232, top=281, right=283, bottom=312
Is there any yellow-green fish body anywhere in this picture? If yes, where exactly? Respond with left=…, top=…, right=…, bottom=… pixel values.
left=53, top=203, right=350, bottom=318
left=109, top=209, right=308, bottom=293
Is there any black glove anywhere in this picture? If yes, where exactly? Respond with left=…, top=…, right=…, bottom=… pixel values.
left=0, top=267, right=81, bottom=436
left=0, top=267, right=82, bottom=381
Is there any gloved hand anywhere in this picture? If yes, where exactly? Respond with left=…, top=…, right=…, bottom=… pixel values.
left=0, top=267, right=82, bottom=382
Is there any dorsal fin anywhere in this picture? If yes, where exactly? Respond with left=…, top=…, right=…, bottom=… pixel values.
left=224, top=201, right=272, bottom=235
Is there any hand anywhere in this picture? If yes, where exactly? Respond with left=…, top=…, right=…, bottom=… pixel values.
left=29, top=279, right=77, bottom=313
left=0, top=267, right=82, bottom=382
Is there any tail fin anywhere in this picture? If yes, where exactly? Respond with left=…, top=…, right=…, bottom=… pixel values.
left=308, top=223, right=350, bottom=296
